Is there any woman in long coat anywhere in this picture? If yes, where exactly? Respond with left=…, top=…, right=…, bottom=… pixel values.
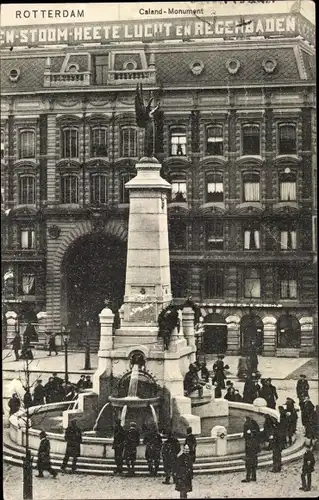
left=175, top=444, right=193, bottom=499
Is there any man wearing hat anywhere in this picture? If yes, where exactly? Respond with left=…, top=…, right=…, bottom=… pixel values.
left=37, top=431, right=57, bottom=478
left=269, top=424, right=282, bottom=473
left=33, top=379, right=45, bottom=406
left=300, top=443, right=315, bottom=491
left=212, top=355, right=228, bottom=389
left=242, top=416, right=261, bottom=482
left=123, top=421, right=140, bottom=476
left=175, top=444, right=194, bottom=499
left=296, top=374, right=309, bottom=403
left=162, top=431, right=181, bottom=484
left=285, top=397, right=298, bottom=446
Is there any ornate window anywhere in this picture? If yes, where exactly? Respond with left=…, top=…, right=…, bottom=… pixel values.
left=171, top=179, right=187, bottom=202
left=279, top=269, right=297, bottom=299
left=19, top=130, right=35, bottom=159
left=280, top=225, right=297, bottom=250
left=169, top=220, right=187, bottom=249
left=279, top=171, right=296, bottom=201
left=243, top=226, right=260, bottom=250
left=205, top=268, right=224, bottom=298
left=170, top=127, right=186, bottom=156
left=244, top=268, right=261, bottom=298
left=120, top=172, right=135, bottom=203
left=20, top=270, right=36, bottom=295
left=120, top=127, right=137, bottom=158
left=90, top=174, right=107, bottom=204
left=20, top=228, right=35, bottom=249
left=90, top=127, right=108, bottom=157
left=243, top=172, right=260, bottom=202
left=206, top=126, right=224, bottom=156
left=278, top=124, right=297, bottom=155
left=61, top=127, right=79, bottom=158
left=19, top=175, right=35, bottom=204
left=1, top=130, right=4, bottom=159
left=60, top=174, right=78, bottom=204
left=206, top=221, right=224, bottom=250
left=206, top=173, right=224, bottom=202
left=242, top=124, right=260, bottom=155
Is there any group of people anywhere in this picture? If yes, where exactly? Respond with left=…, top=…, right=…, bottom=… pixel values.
left=112, top=422, right=196, bottom=499
left=8, top=373, right=93, bottom=415
left=10, top=330, right=34, bottom=361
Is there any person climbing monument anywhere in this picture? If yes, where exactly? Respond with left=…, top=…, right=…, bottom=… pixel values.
left=158, top=304, right=179, bottom=350
left=183, top=364, right=204, bottom=398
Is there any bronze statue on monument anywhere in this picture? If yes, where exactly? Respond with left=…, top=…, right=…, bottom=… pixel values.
left=135, top=83, right=159, bottom=160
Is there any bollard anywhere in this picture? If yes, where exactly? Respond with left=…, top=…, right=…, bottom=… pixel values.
left=211, top=425, right=227, bottom=456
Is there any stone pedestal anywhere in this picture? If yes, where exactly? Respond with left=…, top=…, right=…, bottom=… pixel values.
left=36, top=312, right=48, bottom=346
left=226, top=315, right=241, bottom=354
left=262, top=316, right=277, bottom=355
left=5, top=311, right=18, bottom=346
left=300, top=317, right=314, bottom=355
left=211, top=425, right=227, bottom=456
left=93, top=307, right=114, bottom=408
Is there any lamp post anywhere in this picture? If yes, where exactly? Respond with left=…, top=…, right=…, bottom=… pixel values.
left=23, top=358, right=33, bottom=500
left=84, top=321, right=91, bottom=370
left=62, top=329, right=69, bottom=384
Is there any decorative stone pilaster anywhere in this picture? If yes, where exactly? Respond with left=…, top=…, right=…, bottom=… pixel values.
left=93, top=307, right=114, bottom=407
left=262, top=316, right=277, bottom=355
left=5, top=311, right=18, bottom=346
left=300, top=317, right=314, bottom=355
left=225, top=315, right=241, bottom=354
left=36, top=312, right=48, bottom=346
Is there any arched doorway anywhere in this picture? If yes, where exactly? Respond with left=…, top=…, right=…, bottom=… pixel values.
left=277, top=315, right=301, bottom=348
left=18, top=308, right=38, bottom=342
left=61, top=233, right=126, bottom=344
left=240, top=314, right=264, bottom=354
left=202, top=313, right=227, bottom=354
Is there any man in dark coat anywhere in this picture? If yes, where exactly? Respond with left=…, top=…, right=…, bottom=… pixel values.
left=300, top=444, right=315, bottom=491
left=261, top=414, right=276, bottom=448
left=267, top=378, right=278, bottom=409
left=83, top=375, right=93, bottom=389
left=175, top=444, right=193, bottom=499
left=243, top=376, right=259, bottom=404
left=8, top=393, right=21, bottom=416
left=123, top=422, right=140, bottom=476
left=184, top=364, right=204, bottom=397
left=246, top=340, right=258, bottom=377
left=76, top=375, right=86, bottom=391
left=234, top=389, right=243, bottom=402
left=162, top=431, right=181, bottom=484
left=112, top=421, right=126, bottom=474
left=51, top=373, right=64, bottom=402
left=242, top=416, right=260, bottom=482
left=296, top=374, right=309, bottom=402
left=48, top=333, right=58, bottom=356
left=224, top=387, right=236, bottom=401
left=184, top=427, right=197, bottom=464
left=200, top=362, right=210, bottom=382
left=277, top=406, right=288, bottom=450
left=212, top=355, right=227, bottom=389
left=301, top=397, right=315, bottom=434
left=61, top=419, right=82, bottom=473
left=23, top=389, right=33, bottom=409
left=33, top=380, right=45, bottom=406
left=37, top=431, right=57, bottom=478
left=269, top=426, right=282, bottom=473
left=285, top=397, right=298, bottom=445
left=143, top=427, right=162, bottom=476
left=11, top=333, right=21, bottom=361
left=44, top=377, right=55, bottom=404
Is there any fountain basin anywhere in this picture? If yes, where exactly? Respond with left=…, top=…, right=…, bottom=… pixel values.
left=108, top=396, right=160, bottom=409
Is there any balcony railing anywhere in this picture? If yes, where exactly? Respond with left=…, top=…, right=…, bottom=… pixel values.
left=107, top=68, right=156, bottom=85
left=43, top=71, right=92, bottom=88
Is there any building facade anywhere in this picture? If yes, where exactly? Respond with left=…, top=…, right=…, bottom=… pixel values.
left=1, top=15, right=316, bottom=355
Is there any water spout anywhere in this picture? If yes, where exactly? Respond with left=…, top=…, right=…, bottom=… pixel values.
left=150, top=404, right=158, bottom=431
left=93, top=402, right=110, bottom=431
left=120, top=404, right=127, bottom=427
left=127, top=364, right=139, bottom=397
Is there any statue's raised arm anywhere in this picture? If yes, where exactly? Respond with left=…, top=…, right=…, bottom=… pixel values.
left=135, top=83, right=159, bottom=159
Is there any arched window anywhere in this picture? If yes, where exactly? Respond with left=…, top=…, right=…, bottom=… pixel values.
left=1, top=130, right=4, bottom=159
left=240, top=314, right=264, bottom=354
left=244, top=268, right=261, bottom=298
left=279, top=268, right=297, bottom=299
left=61, top=127, right=79, bottom=158
left=120, top=127, right=137, bottom=158
left=279, top=171, right=296, bottom=201
left=242, top=124, right=260, bottom=155
left=19, top=175, right=35, bottom=204
left=90, top=127, right=108, bottom=157
left=243, top=172, right=260, bottom=202
left=171, top=179, right=187, bottom=202
left=169, top=220, right=187, bottom=249
left=206, top=125, right=224, bottom=156
left=277, top=314, right=301, bottom=348
left=19, top=130, right=35, bottom=159
left=61, top=174, right=78, bottom=203
left=278, top=124, right=297, bottom=155
left=170, top=127, right=186, bottom=156
left=90, top=174, right=107, bottom=204
left=120, top=172, right=135, bottom=203
left=206, top=173, right=224, bottom=202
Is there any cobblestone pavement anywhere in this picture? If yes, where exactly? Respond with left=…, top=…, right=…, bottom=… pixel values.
left=3, top=454, right=319, bottom=500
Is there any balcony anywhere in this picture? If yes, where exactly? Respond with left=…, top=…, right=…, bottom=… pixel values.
left=43, top=71, right=92, bottom=88
left=2, top=249, right=45, bottom=262
left=107, top=68, right=156, bottom=85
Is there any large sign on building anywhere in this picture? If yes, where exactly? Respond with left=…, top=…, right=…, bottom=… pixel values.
left=0, top=13, right=315, bottom=47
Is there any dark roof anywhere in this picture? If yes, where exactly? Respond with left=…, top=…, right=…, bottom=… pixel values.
left=0, top=44, right=314, bottom=94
